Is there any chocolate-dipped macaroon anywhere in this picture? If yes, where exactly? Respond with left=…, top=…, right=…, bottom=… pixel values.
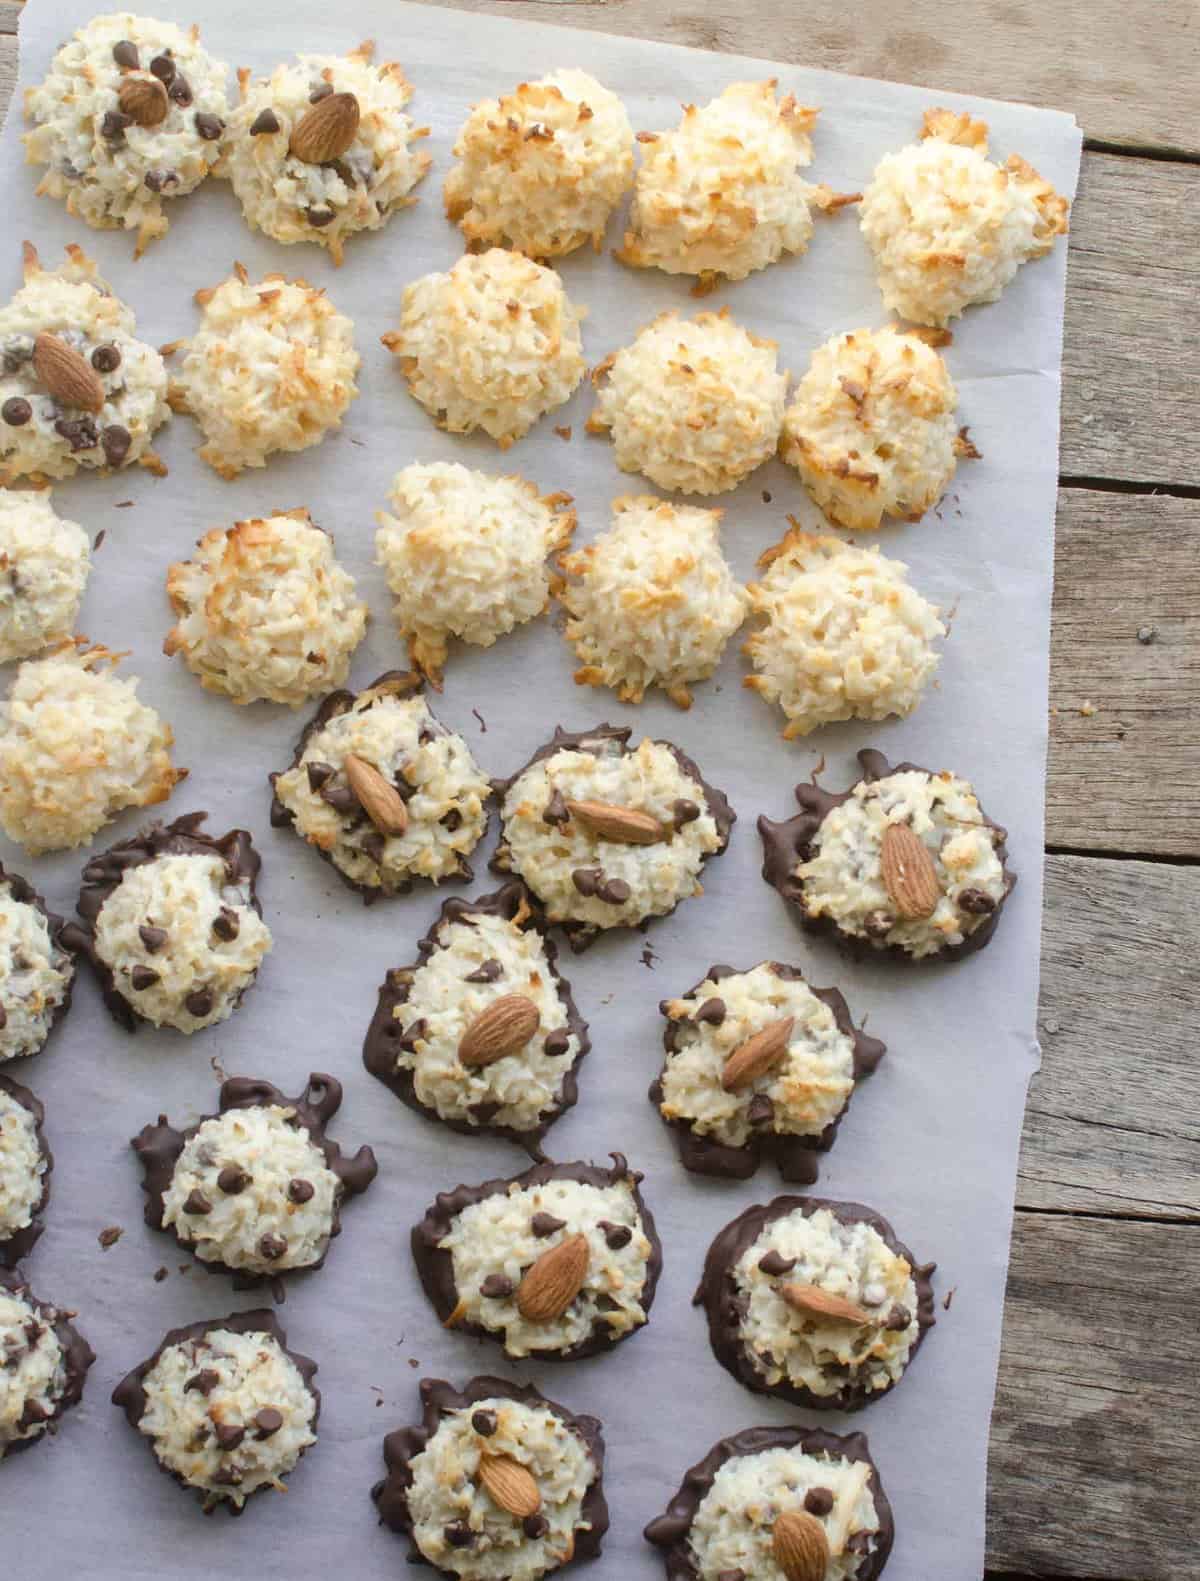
left=132, top=1073, right=376, bottom=1284
left=759, top=748, right=1014, bottom=962
left=0, top=1074, right=52, bottom=1266
left=0, top=864, right=74, bottom=1063
left=0, top=1266, right=93, bottom=1457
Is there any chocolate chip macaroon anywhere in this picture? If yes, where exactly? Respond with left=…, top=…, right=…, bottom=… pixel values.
left=413, top=1155, right=661, bottom=1362
left=698, top=1196, right=935, bottom=1412
left=652, top=963, right=884, bottom=1183
left=374, top=1375, right=608, bottom=1578
left=0, top=864, right=75, bottom=1063
left=645, top=1424, right=894, bottom=1581
left=131, top=1073, right=376, bottom=1285
left=113, top=1308, right=318, bottom=1511
left=759, top=748, right=1015, bottom=963
left=0, top=1075, right=52, bottom=1267
left=492, top=724, right=734, bottom=951
left=364, top=881, right=589, bottom=1151
left=0, top=1266, right=94, bottom=1458
left=65, top=812, right=271, bottom=1035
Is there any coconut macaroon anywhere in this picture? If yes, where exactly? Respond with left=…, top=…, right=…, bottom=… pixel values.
left=0, top=867, right=75, bottom=1065
left=743, top=528, right=945, bottom=739
left=617, top=80, right=853, bottom=289
left=0, top=490, right=90, bottom=664
left=699, top=1195, right=936, bottom=1411
left=412, top=1155, right=662, bottom=1362
left=493, top=724, right=734, bottom=951
left=376, top=1377, right=609, bottom=1580
left=588, top=310, right=787, bottom=496
left=645, top=1425, right=895, bottom=1581
left=270, top=671, right=492, bottom=901
left=23, top=13, right=229, bottom=256
left=0, top=1076, right=51, bottom=1265
left=0, top=640, right=183, bottom=855
left=445, top=68, right=633, bottom=259
left=0, top=1268, right=94, bottom=1458
left=779, top=324, right=973, bottom=532
left=557, top=496, right=747, bottom=709
left=0, top=243, right=170, bottom=485
left=222, top=40, right=431, bottom=267
left=171, top=263, right=359, bottom=478
left=164, top=510, right=367, bottom=707
left=383, top=249, right=586, bottom=448
left=376, top=462, right=576, bottom=686
left=113, top=1309, right=318, bottom=1511
left=859, top=108, right=1070, bottom=328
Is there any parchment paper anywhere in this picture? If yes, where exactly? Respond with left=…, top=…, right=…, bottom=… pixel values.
left=0, top=3, right=1081, bottom=1575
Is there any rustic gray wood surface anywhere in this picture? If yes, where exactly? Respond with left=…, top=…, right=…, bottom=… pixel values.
left=1, top=3, right=1196, bottom=1577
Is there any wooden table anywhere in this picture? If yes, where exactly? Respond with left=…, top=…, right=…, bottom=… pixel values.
left=2, top=3, right=1197, bottom=1575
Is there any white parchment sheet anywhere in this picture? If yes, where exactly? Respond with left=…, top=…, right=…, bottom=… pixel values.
left=0, top=3, right=1081, bottom=1575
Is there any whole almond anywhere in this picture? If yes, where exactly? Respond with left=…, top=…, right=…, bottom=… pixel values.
left=780, top=1281, right=875, bottom=1328
left=343, top=753, right=408, bottom=836
left=32, top=333, right=105, bottom=414
left=720, top=1015, right=795, bottom=1092
left=516, top=1232, right=589, bottom=1322
left=879, top=823, right=940, bottom=920
left=477, top=1454, right=542, bottom=1519
left=289, top=91, right=360, bottom=164
left=565, top=799, right=666, bottom=846
left=118, top=75, right=169, bottom=127
left=773, top=1508, right=831, bottom=1581
left=458, top=994, right=540, bottom=1069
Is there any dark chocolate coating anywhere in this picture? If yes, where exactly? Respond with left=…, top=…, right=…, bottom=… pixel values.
left=363, top=880, right=590, bottom=1155
left=269, top=670, right=488, bottom=904
left=63, top=811, right=265, bottom=1033
left=490, top=724, right=735, bottom=952
left=0, top=1266, right=94, bottom=1455
left=0, top=863, right=76, bottom=1056
left=412, top=1154, right=663, bottom=1362
left=697, top=1195, right=936, bottom=1412
left=0, top=1074, right=52, bottom=1266
left=111, top=1307, right=318, bottom=1513
left=373, top=1375, right=609, bottom=1576
left=644, top=1422, right=894, bottom=1580
left=649, top=962, right=886, bottom=1183
left=131, top=1073, right=377, bottom=1288
left=758, top=748, right=1016, bottom=964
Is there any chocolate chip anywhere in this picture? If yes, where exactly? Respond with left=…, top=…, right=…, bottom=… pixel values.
left=195, top=112, right=224, bottom=141
left=143, top=168, right=179, bottom=192
left=360, top=830, right=386, bottom=863
left=254, top=1407, right=284, bottom=1438
left=98, top=1225, right=122, bottom=1248
left=543, top=789, right=569, bottom=825
left=716, top=1571, right=747, bottom=1581
left=885, top=1303, right=912, bottom=1331
left=19, top=1400, right=50, bottom=1428
left=480, top=1273, right=513, bottom=1299
left=250, top=108, right=281, bottom=135
left=54, top=417, right=99, bottom=452
left=101, top=425, right=131, bottom=467
left=757, top=1250, right=796, bottom=1276
left=321, top=783, right=358, bottom=815
left=149, top=53, right=176, bottom=84
left=598, top=877, right=630, bottom=904
left=214, top=1422, right=245, bottom=1450
left=168, top=74, right=192, bottom=106
left=957, top=887, right=997, bottom=915
left=471, top=1409, right=497, bottom=1436
left=185, top=987, right=214, bottom=1019
left=803, top=1484, right=835, bottom=1515
left=543, top=1029, right=570, bottom=1056
left=695, top=996, right=726, bottom=1026
left=572, top=867, right=601, bottom=897
left=183, top=1189, right=212, bottom=1216
left=91, top=343, right=121, bottom=372
left=2, top=398, right=32, bottom=427
left=864, top=909, right=895, bottom=940
left=112, top=40, right=139, bottom=68
left=672, top=797, right=700, bottom=827
left=258, top=1233, right=287, bottom=1261
left=0, top=1006, right=7, bottom=1031
left=327, top=158, right=358, bottom=187
left=440, top=807, right=462, bottom=831
left=217, top=1166, right=250, bottom=1195
left=599, top=1220, right=632, bottom=1250
left=444, top=1523, right=475, bottom=1549
left=101, top=110, right=131, bottom=139
left=309, top=82, right=334, bottom=102
left=747, top=1093, right=775, bottom=1127
left=306, top=760, right=335, bottom=790
left=469, top=1099, right=502, bottom=1124
left=531, top=1212, right=565, bottom=1238
left=212, top=907, right=240, bottom=942
left=287, top=1178, right=314, bottom=1204
left=594, top=1293, right=620, bottom=1312
left=464, top=958, right=502, bottom=983
left=307, top=206, right=336, bottom=228
left=213, top=1467, right=242, bottom=1487
left=130, top=965, right=160, bottom=990
left=153, top=1266, right=168, bottom=1282
left=184, top=1369, right=219, bottom=1396
left=522, top=1513, right=549, bottom=1539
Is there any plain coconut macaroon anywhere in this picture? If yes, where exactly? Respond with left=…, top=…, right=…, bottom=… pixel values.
left=22, top=12, right=229, bottom=256
left=0, top=639, right=184, bottom=855
left=588, top=309, right=788, bottom=496
left=0, top=242, right=170, bottom=485
left=169, top=262, right=360, bottom=478
left=616, top=80, right=857, bottom=291
left=164, top=509, right=368, bottom=707
left=222, top=40, right=431, bottom=266
left=859, top=107, right=1070, bottom=327
left=557, top=496, right=748, bottom=709
left=444, top=67, right=633, bottom=259
left=383, top=249, right=587, bottom=448
left=376, top=462, right=577, bottom=686
left=743, top=527, right=946, bottom=738
left=0, top=489, right=90, bottom=663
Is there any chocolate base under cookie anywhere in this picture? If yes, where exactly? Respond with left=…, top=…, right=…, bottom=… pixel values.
left=363, top=880, right=590, bottom=1157
left=131, top=1072, right=377, bottom=1289
left=759, top=747, right=1016, bottom=965
left=63, top=811, right=265, bottom=1032
left=112, top=1307, right=319, bottom=1514
left=697, top=1194, right=936, bottom=1412
left=650, top=962, right=885, bottom=1184
left=0, top=863, right=76, bottom=1058
left=644, top=1423, right=894, bottom=1581
left=0, top=1074, right=52, bottom=1266
left=0, top=1266, right=94, bottom=1456
left=412, top=1153, right=663, bottom=1362
left=490, top=724, right=735, bottom=952
left=374, top=1375, right=609, bottom=1576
